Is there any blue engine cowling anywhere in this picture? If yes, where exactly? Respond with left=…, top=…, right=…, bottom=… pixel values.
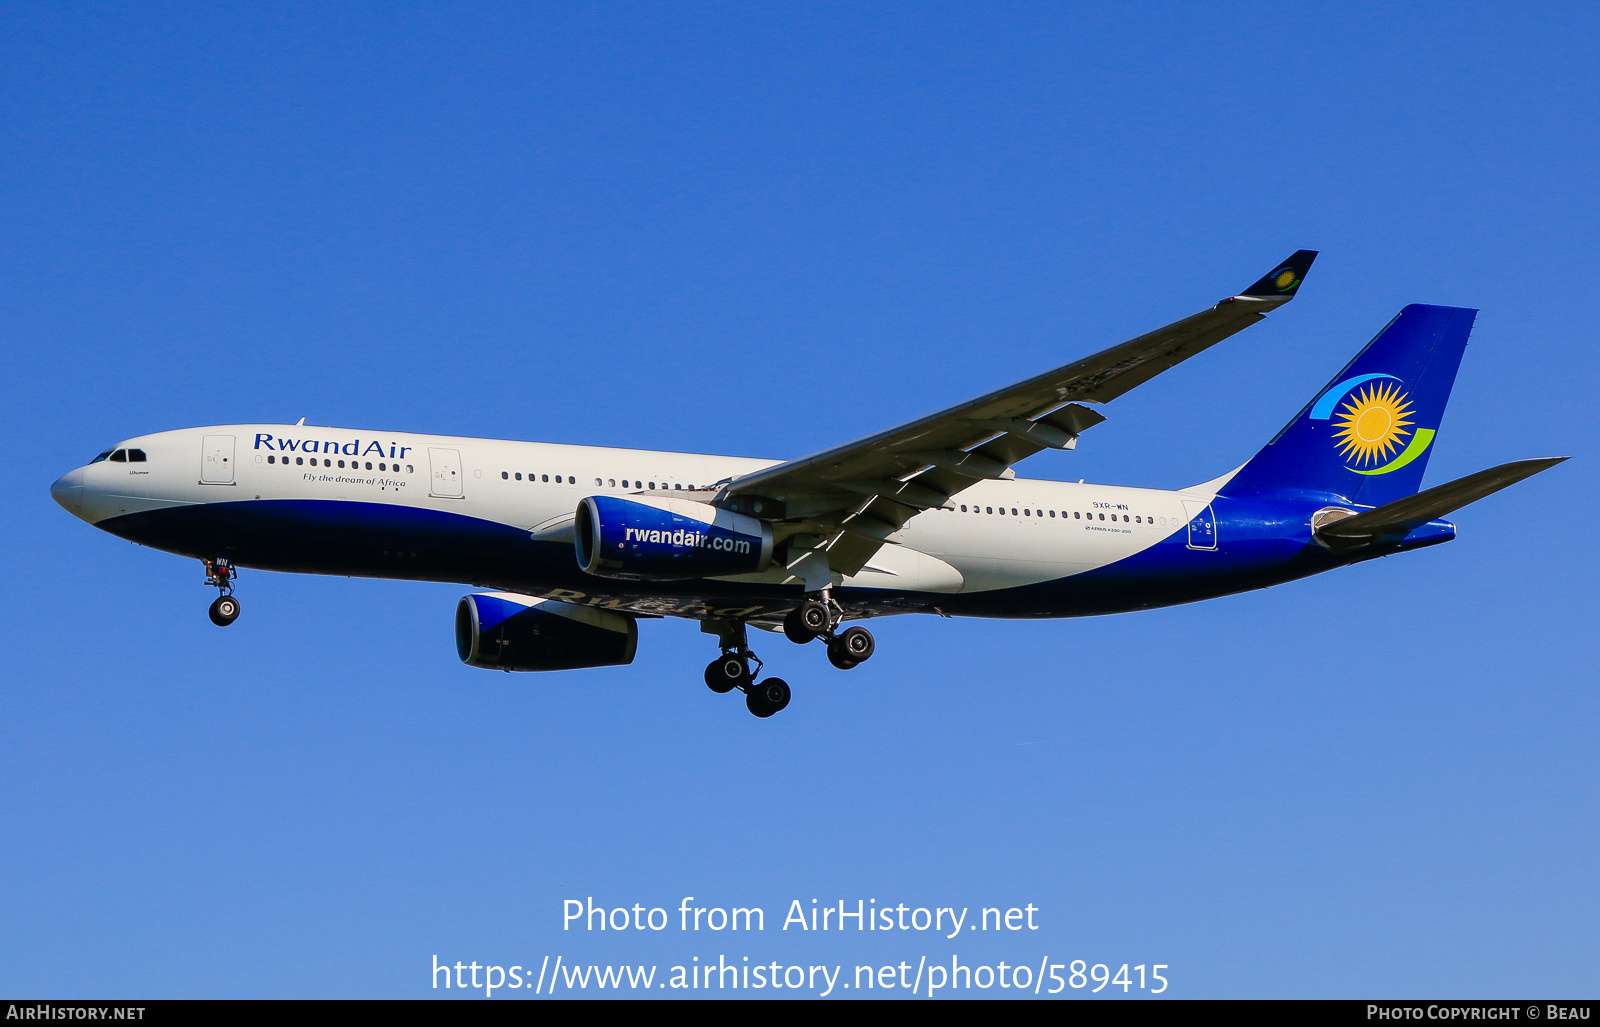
left=574, top=495, right=774, bottom=580
left=455, top=592, right=638, bottom=671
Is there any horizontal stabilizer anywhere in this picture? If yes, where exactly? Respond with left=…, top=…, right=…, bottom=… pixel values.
left=1316, top=457, right=1568, bottom=539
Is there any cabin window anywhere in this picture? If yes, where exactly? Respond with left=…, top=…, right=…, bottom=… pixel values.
left=337, top=460, right=345, bottom=468
left=649, top=482, right=656, bottom=489
left=406, top=464, right=414, bottom=473
left=609, top=479, right=616, bottom=487
left=268, top=455, right=276, bottom=464
left=985, top=506, right=993, bottom=514
left=1049, top=510, right=1055, bottom=517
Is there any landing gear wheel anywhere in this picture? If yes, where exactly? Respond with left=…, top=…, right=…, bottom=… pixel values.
left=745, top=677, right=791, bottom=718
left=783, top=606, right=818, bottom=645
left=798, top=599, right=831, bottom=636
left=826, top=644, right=858, bottom=670
left=838, top=626, right=874, bottom=662
left=208, top=595, right=240, bottom=627
left=826, top=627, right=873, bottom=670
left=705, top=653, right=750, bottom=694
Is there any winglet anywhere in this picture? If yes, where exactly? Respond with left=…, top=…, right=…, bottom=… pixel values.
left=1235, top=249, right=1319, bottom=304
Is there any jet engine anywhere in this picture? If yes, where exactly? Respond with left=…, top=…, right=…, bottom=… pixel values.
left=455, top=592, right=637, bottom=671
left=574, top=495, right=773, bottom=580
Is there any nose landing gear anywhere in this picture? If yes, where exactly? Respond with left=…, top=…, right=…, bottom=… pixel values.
left=204, top=558, right=240, bottom=627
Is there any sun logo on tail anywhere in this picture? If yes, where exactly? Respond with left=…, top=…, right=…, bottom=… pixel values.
left=1331, top=381, right=1414, bottom=467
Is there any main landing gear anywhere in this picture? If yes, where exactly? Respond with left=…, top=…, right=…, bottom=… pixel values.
left=702, top=592, right=874, bottom=719
left=782, top=591, right=875, bottom=670
left=702, top=620, right=791, bottom=719
left=204, top=558, right=240, bottom=627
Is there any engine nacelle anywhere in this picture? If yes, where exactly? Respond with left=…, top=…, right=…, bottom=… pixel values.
left=574, top=495, right=773, bottom=580
left=455, top=592, right=638, bottom=671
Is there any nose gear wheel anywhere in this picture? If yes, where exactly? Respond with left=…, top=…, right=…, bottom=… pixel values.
left=208, top=595, right=240, bottom=627
left=203, top=558, right=240, bottom=627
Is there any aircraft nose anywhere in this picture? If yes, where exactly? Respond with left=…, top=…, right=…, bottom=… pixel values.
left=51, top=467, right=85, bottom=517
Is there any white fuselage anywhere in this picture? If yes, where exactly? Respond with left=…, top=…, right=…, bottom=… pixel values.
left=60, top=423, right=1222, bottom=599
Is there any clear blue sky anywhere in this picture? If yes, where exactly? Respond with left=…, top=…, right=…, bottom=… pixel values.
left=1, top=2, right=1594, bottom=999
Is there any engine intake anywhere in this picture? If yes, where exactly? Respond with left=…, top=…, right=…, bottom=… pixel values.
left=574, top=495, right=773, bottom=580
left=456, top=592, right=637, bottom=671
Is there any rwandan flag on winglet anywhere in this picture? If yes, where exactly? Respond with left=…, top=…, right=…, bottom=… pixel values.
left=1221, top=303, right=1476, bottom=507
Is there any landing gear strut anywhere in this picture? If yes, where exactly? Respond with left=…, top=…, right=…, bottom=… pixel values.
left=702, top=618, right=790, bottom=718
left=784, top=589, right=874, bottom=671
left=204, top=558, right=240, bottom=627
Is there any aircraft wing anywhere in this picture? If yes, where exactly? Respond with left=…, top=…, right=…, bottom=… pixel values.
left=721, top=249, right=1319, bottom=578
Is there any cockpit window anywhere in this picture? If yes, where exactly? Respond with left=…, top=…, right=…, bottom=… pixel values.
left=109, top=450, right=128, bottom=462
left=127, top=449, right=147, bottom=462
left=89, top=451, right=113, bottom=464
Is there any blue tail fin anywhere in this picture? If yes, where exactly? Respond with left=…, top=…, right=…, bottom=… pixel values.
left=1221, top=303, right=1476, bottom=506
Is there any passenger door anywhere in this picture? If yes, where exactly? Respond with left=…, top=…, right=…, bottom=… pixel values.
left=200, top=434, right=235, bottom=484
left=1182, top=499, right=1217, bottom=551
left=429, top=447, right=464, bottom=498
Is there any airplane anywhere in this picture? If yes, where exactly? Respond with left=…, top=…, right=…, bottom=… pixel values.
left=50, top=250, right=1566, bottom=718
